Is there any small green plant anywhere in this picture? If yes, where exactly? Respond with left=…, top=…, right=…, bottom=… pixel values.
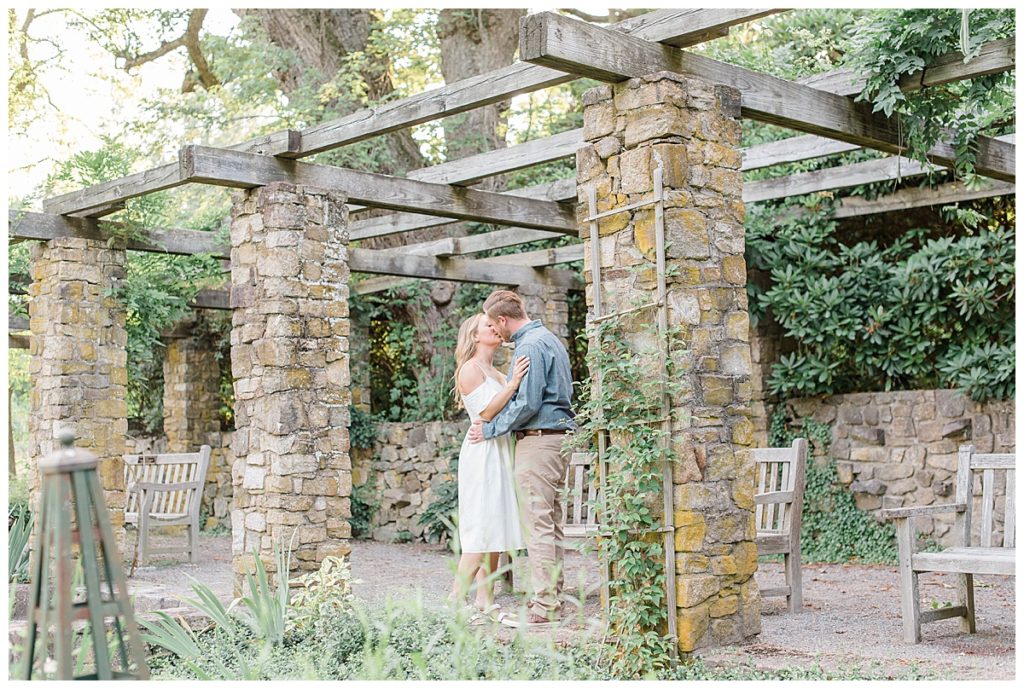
left=8, top=508, right=33, bottom=583
left=234, top=537, right=293, bottom=646
left=350, top=475, right=380, bottom=540
left=769, top=408, right=898, bottom=564
left=349, top=405, right=378, bottom=450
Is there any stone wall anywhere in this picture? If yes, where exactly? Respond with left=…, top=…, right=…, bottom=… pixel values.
left=229, top=183, right=352, bottom=585
left=578, top=72, right=759, bottom=654
left=28, top=236, right=129, bottom=541
left=786, top=390, right=1015, bottom=545
left=353, top=420, right=468, bottom=542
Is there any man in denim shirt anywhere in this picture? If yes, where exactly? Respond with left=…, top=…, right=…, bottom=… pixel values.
left=468, top=290, right=576, bottom=626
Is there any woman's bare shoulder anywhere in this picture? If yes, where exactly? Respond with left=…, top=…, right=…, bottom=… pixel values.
left=457, top=361, right=486, bottom=395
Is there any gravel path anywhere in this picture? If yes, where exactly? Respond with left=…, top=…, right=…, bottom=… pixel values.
left=74, top=533, right=1014, bottom=680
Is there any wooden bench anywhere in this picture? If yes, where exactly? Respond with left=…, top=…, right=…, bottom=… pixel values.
left=562, top=452, right=600, bottom=545
left=882, top=445, right=1015, bottom=643
left=123, top=446, right=211, bottom=565
left=753, top=438, right=808, bottom=613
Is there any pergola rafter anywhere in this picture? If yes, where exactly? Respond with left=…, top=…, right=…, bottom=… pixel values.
left=519, top=11, right=1014, bottom=182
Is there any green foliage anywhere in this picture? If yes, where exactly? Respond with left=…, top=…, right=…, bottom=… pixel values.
left=845, top=9, right=1015, bottom=185
left=349, top=405, right=378, bottom=449
left=350, top=476, right=379, bottom=540
left=146, top=592, right=938, bottom=680
left=417, top=449, right=459, bottom=548
left=769, top=409, right=898, bottom=564
left=235, top=539, right=293, bottom=646
left=289, top=556, right=358, bottom=634
left=569, top=315, right=685, bottom=677
left=746, top=201, right=1015, bottom=402
left=8, top=509, right=33, bottom=583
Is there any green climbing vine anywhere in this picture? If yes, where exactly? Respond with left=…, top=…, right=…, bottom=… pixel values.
left=769, top=408, right=898, bottom=564
left=569, top=315, right=685, bottom=677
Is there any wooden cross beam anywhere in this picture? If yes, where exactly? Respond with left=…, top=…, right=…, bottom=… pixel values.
left=519, top=11, right=1015, bottom=182
left=278, top=9, right=781, bottom=159
left=178, top=145, right=577, bottom=233
left=833, top=178, right=1015, bottom=218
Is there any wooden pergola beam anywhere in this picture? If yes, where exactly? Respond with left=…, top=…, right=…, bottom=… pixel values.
left=746, top=134, right=1014, bottom=203
left=284, top=9, right=781, bottom=159
left=8, top=209, right=230, bottom=258
left=519, top=12, right=1015, bottom=182
left=799, top=37, right=1015, bottom=97
left=180, top=145, right=577, bottom=233
left=833, top=178, right=1015, bottom=218
left=348, top=177, right=576, bottom=240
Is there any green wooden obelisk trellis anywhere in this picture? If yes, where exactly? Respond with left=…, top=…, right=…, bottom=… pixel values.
left=21, top=431, right=149, bottom=680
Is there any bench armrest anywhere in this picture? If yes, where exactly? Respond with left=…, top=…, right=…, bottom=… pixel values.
left=881, top=503, right=966, bottom=521
left=130, top=481, right=203, bottom=493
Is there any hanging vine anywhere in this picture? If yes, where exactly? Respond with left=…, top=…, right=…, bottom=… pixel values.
left=569, top=314, right=686, bottom=677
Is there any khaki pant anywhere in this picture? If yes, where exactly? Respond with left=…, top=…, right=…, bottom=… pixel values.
left=514, top=434, right=569, bottom=615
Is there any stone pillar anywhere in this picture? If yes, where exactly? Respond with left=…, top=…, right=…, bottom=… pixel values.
left=27, top=237, right=128, bottom=537
left=518, top=284, right=570, bottom=348
left=578, top=72, right=759, bottom=654
left=162, top=315, right=229, bottom=527
left=229, top=182, right=352, bottom=586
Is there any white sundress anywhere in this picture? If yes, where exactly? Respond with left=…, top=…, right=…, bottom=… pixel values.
left=457, top=368, right=526, bottom=554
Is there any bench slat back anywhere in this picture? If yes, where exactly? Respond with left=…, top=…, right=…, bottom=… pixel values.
left=124, top=448, right=211, bottom=519
left=564, top=452, right=599, bottom=538
left=753, top=438, right=808, bottom=535
left=956, top=446, right=1015, bottom=548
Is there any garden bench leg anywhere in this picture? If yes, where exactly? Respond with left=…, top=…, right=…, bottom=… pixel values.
left=894, top=518, right=921, bottom=642
left=957, top=573, right=976, bottom=633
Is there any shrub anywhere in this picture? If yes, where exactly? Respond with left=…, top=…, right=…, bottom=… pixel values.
left=747, top=203, right=1014, bottom=402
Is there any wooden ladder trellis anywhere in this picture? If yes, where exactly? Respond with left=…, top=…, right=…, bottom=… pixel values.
left=585, top=164, right=679, bottom=659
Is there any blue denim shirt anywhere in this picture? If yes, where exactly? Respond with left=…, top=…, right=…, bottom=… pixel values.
left=482, top=320, right=577, bottom=439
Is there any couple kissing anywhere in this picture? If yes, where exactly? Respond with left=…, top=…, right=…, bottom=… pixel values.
left=450, top=289, right=576, bottom=628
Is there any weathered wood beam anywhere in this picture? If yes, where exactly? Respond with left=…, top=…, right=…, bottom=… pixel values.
left=833, top=179, right=1015, bottom=218
left=519, top=12, right=1015, bottom=182
left=180, top=145, right=577, bottom=233
left=9, top=316, right=28, bottom=331
left=410, top=129, right=584, bottom=186
left=355, top=243, right=584, bottom=294
left=745, top=134, right=1014, bottom=203
left=391, top=228, right=566, bottom=258
left=9, top=334, right=29, bottom=349
left=41, top=162, right=185, bottom=217
left=8, top=209, right=230, bottom=258
left=285, top=9, right=782, bottom=159
left=348, top=247, right=580, bottom=289
left=799, top=37, right=1016, bottom=97
left=742, top=135, right=861, bottom=171
left=191, top=288, right=230, bottom=310
left=347, top=177, right=576, bottom=240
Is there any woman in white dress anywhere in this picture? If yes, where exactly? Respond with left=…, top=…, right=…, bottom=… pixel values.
left=449, top=313, right=528, bottom=619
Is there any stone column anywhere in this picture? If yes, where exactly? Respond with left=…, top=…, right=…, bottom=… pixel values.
left=229, top=182, right=352, bottom=586
left=578, top=72, right=759, bottom=654
left=518, top=284, right=571, bottom=348
left=27, top=237, right=128, bottom=537
left=162, top=315, right=229, bottom=527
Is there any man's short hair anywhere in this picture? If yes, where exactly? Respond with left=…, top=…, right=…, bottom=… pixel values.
left=483, top=290, right=528, bottom=321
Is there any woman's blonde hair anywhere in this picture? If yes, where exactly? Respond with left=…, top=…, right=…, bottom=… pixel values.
left=451, top=313, right=486, bottom=407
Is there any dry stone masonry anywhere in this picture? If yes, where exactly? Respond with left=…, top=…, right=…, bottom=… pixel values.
left=352, top=420, right=468, bottom=542
left=162, top=319, right=231, bottom=526
left=578, top=72, right=758, bottom=654
left=787, top=390, right=1015, bottom=545
left=27, top=236, right=129, bottom=540
left=229, top=182, right=352, bottom=586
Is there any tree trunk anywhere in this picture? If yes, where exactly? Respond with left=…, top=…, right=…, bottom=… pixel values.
left=235, top=8, right=425, bottom=176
